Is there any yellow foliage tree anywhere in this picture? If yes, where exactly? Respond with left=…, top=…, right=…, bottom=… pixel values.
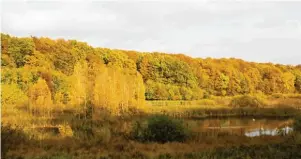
left=282, top=72, right=295, bottom=93
left=1, top=83, right=28, bottom=108
left=28, top=78, right=53, bottom=117
left=70, top=60, right=88, bottom=116
left=93, top=67, right=145, bottom=116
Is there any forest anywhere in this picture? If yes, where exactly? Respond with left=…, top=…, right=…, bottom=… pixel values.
left=2, top=33, right=301, bottom=109
left=2, top=33, right=301, bottom=159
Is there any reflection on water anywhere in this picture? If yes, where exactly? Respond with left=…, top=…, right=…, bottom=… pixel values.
left=186, top=118, right=293, bottom=137
left=245, top=126, right=293, bottom=137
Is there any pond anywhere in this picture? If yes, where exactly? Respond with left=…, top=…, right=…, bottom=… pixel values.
left=186, top=118, right=294, bottom=137
left=37, top=116, right=295, bottom=138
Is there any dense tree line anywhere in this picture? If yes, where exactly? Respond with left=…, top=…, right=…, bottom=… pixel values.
left=2, top=33, right=301, bottom=114
left=132, top=52, right=301, bottom=99
left=1, top=34, right=144, bottom=116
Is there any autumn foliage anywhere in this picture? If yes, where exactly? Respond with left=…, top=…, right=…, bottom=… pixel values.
left=2, top=33, right=301, bottom=116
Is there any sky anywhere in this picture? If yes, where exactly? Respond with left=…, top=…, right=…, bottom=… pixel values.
left=1, top=0, right=301, bottom=65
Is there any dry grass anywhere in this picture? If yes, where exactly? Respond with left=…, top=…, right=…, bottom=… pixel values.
left=266, top=98, right=301, bottom=108
left=5, top=134, right=287, bottom=159
left=144, top=95, right=301, bottom=116
left=2, top=94, right=301, bottom=158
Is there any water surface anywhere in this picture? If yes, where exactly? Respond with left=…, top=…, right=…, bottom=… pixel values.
left=186, top=118, right=293, bottom=137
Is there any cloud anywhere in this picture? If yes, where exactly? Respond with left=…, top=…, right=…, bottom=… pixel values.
left=1, top=0, right=301, bottom=65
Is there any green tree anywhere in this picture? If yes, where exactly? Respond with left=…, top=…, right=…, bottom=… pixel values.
left=8, top=37, right=35, bottom=67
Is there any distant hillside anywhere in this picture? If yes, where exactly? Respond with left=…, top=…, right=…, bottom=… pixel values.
left=1, top=33, right=301, bottom=112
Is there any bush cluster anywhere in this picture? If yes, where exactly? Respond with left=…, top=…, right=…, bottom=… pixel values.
left=131, top=115, right=189, bottom=143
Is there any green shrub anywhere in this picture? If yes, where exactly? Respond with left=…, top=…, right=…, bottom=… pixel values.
left=229, top=95, right=264, bottom=108
left=131, top=120, right=147, bottom=141
left=294, top=115, right=301, bottom=132
left=131, top=115, right=189, bottom=143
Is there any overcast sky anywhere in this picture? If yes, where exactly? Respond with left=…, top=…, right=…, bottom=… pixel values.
left=1, top=0, right=301, bottom=65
